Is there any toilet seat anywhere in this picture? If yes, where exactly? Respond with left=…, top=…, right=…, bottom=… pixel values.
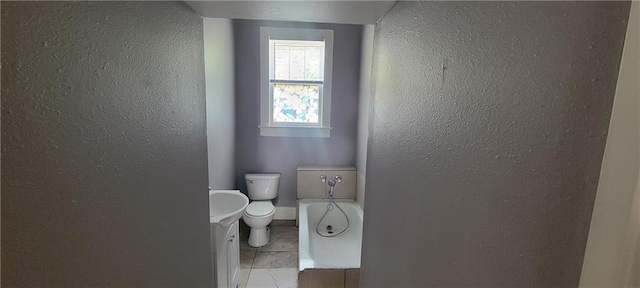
left=245, top=201, right=275, bottom=217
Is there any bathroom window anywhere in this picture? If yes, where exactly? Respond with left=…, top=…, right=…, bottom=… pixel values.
left=260, top=27, right=334, bottom=137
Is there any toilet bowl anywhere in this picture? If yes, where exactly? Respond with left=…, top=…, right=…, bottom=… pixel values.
left=243, top=201, right=276, bottom=247
left=242, top=173, right=280, bottom=247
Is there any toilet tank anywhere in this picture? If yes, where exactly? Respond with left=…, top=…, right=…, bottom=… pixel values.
left=245, top=173, right=280, bottom=200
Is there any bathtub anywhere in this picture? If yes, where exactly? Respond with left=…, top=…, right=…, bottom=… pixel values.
left=298, top=199, right=364, bottom=271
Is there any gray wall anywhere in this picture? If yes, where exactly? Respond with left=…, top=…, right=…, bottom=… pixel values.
left=204, top=18, right=236, bottom=189
left=234, top=20, right=361, bottom=207
left=361, top=2, right=629, bottom=287
left=1, top=2, right=212, bottom=286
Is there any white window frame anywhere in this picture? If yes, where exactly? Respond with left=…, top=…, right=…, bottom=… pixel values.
left=259, top=27, right=334, bottom=138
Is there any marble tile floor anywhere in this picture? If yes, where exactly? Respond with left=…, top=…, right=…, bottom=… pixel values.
left=239, top=220, right=299, bottom=288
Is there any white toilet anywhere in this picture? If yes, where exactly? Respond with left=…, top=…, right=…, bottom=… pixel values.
left=243, top=173, right=280, bottom=247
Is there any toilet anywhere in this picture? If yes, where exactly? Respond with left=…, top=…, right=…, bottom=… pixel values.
left=243, top=173, right=280, bottom=247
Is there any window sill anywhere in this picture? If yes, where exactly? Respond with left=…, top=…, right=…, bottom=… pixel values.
left=259, top=126, right=331, bottom=138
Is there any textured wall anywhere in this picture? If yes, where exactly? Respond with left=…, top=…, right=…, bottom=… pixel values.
left=360, top=1, right=629, bottom=287
left=1, top=2, right=212, bottom=286
left=580, top=2, right=640, bottom=286
left=234, top=20, right=361, bottom=207
left=204, top=18, right=236, bottom=189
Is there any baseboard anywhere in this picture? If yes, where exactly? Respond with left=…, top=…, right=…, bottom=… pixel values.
left=274, top=207, right=297, bottom=220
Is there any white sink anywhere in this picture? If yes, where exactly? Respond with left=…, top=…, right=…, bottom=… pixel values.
left=209, top=190, right=249, bottom=227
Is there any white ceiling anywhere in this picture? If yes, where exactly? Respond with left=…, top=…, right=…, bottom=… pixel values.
left=184, top=1, right=396, bottom=25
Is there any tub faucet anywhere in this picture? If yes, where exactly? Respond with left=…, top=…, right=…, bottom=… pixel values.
left=327, top=176, right=342, bottom=187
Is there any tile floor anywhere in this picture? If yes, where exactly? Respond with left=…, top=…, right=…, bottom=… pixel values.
left=239, top=220, right=299, bottom=288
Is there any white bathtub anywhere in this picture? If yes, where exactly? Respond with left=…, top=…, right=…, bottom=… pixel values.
left=298, top=199, right=363, bottom=271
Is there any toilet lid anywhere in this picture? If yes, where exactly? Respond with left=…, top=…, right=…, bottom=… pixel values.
left=245, top=201, right=275, bottom=217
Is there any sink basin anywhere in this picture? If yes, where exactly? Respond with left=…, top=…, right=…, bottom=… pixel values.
left=209, top=190, right=249, bottom=227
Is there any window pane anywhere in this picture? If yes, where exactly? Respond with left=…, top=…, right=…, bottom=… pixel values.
left=274, top=45, right=290, bottom=80
left=305, top=46, right=323, bottom=80
left=272, top=84, right=320, bottom=123
left=271, top=40, right=324, bottom=81
left=289, top=46, right=305, bottom=80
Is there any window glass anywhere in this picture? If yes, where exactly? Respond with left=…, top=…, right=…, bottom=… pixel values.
left=272, top=84, right=320, bottom=123
left=271, top=40, right=324, bottom=81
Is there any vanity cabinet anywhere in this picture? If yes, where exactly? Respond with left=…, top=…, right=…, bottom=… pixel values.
left=211, top=221, right=240, bottom=288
